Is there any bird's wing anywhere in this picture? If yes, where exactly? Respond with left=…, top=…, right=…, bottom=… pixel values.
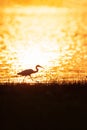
left=18, top=69, right=34, bottom=75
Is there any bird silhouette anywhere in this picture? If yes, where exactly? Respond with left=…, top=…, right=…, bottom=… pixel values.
left=17, top=65, right=43, bottom=80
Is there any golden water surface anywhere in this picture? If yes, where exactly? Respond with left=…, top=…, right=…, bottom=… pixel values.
left=0, top=6, right=87, bottom=83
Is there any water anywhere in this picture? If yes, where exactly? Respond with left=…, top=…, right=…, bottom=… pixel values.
left=0, top=6, right=87, bottom=83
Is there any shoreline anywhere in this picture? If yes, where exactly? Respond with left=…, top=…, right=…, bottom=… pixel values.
left=0, top=79, right=87, bottom=87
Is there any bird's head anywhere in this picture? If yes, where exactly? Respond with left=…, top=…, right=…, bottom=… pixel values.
left=36, top=65, right=44, bottom=69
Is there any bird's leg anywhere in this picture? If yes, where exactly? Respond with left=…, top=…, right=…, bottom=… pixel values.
left=23, top=76, right=26, bottom=82
left=29, top=75, right=33, bottom=81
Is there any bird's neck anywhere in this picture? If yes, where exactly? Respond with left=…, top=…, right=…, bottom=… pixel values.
left=35, top=67, right=38, bottom=72
left=33, top=66, right=39, bottom=73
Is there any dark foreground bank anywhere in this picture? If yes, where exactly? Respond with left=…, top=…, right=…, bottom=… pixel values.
left=0, top=81, right=87, bottom=130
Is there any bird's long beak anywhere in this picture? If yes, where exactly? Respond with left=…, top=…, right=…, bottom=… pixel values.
left=40, top=66, right=44, bottom=69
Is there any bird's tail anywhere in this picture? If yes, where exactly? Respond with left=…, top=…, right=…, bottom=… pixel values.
left=17, top=72, right=21, bottom=75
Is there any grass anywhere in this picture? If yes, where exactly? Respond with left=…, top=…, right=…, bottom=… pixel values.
left=0, top=80, right=87, bottom=130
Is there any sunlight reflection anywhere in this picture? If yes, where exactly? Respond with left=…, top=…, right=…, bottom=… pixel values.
left=0, top=6, right=87, bottom=83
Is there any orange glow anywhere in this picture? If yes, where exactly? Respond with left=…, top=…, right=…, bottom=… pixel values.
left=27, top=0, right=63, bottom=7
left=0, top=0, right=63, bottom=7
left=0, top=0, right=87, bottom=8
left=62, top=0, right=87, bottom=8
left=0, top=5, right=87, bottom=83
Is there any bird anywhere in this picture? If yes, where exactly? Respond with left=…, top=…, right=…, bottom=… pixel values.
left=17, top=65, right=43, bottom=81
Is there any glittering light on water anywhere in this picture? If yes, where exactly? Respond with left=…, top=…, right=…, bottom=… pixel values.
left=0, top=6, right=87, bottom=83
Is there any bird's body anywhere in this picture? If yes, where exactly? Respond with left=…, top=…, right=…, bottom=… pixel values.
left=17, top=69, right=38, bottom=76
left=17, top=65, right=43, bottom=80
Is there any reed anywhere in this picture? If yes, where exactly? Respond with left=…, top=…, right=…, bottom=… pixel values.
left=0, top=80, right=87, bottom=130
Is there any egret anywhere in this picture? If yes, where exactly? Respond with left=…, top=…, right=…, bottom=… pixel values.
left=17, top=65, right=43, bottom=80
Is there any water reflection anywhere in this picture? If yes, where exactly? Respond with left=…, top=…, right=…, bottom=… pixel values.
left=0, top=6, right=87, bottom=83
